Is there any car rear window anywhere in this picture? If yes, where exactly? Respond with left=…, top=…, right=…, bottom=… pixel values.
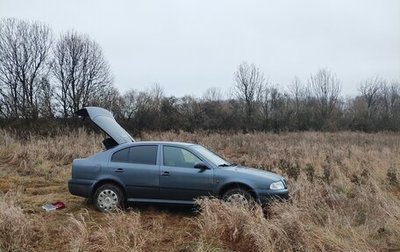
left=129, top=145, right=158, bottom=165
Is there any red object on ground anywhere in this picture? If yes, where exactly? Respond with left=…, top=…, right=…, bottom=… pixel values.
left=52, top=201, right=65, bottom=210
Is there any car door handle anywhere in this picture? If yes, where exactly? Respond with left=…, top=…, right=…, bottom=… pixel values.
left=114, top=168, right=124, bottom=173
left=161, top=171, right=170, bottom=176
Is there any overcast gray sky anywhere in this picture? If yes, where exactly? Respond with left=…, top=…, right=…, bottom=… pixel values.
left=1, top=0, right=399, bottom=97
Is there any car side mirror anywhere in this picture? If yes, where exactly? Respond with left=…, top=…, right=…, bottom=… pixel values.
left=194, top=162, right=209, bottom=169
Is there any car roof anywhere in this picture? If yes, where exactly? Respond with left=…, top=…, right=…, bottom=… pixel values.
left=121, top=141, right=197, bottom=147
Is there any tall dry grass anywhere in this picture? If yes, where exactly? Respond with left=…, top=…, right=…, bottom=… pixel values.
left=65, top=209, right=165, bottom=251
left=195, top=178, right=400, bottom=251
left=0, top=128, right=102, bottom=178
left=0, top=129, right=399, bottom=251
left=0, top=194, right=46, bottom=251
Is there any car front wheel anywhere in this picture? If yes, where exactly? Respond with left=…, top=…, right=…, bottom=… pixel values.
left=94, top=184, right=124, bottom=212
left=222, top=188, right=254, bottom=205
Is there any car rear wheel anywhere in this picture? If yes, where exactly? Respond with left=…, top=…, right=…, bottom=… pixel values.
left=94, top=184, right=124, bottom=212
left=222, top=188, right=254, bottom=205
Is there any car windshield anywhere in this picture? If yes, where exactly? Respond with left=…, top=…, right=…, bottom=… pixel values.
left=191, top=145, right=232, bottom=167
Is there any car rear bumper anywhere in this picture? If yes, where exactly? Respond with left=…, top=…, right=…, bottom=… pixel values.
left=68, top=178, right=95, bottom=198
left=255, top=188, right=289, bottom=205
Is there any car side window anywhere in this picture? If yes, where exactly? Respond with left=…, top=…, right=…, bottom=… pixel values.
left=163, top=146, right=202, bottom=168
left=111, top=147, right=129, bottom=163
left=129, top=145, right=158, bottom=165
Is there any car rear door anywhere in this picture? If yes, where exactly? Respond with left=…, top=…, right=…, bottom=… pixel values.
left=108, top=145, right=160, bottom=200
left=159, top=145, right=214, bottom=202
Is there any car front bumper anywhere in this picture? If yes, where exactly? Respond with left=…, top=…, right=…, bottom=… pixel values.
left=255, top=188, right=289, bottom=205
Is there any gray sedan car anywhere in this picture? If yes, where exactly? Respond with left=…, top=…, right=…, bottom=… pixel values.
left=68, top=107, right=288, bottom=212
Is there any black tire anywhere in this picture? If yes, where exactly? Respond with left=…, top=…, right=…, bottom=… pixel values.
left=222, top=187, right=254, bottom=205
left=93, top=184, right=125, bottom=212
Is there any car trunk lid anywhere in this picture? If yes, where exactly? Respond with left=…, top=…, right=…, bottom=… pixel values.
left=76, top=107, right=135, bottom=146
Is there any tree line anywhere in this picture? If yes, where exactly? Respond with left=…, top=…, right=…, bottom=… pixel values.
left=0, top=18, right=399, bottom=133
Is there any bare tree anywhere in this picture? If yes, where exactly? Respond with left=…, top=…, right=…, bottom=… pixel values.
left=359, top=76, right=383, bottom=117
left=90, top=86, right=123, bottom=118
left=202, top=87, right=223, bottom=102
left=121, top=89, right=139, bottom=120
left=286, top=76, right=314, bottom=129
left=233, top=62, right=265, bottom=124
left=308, top=68, right=341, bottom=126
left=0, top=18, right=52, bottom=118
left=37, top=76, right=55, bottom=117
left=52, top=31, right=113, bottom=117
left=380, top=81, right=400, bottom=121
left=288, top=76, right=306, bottom=112
left=148, top=82, right=164, bottom=111
left=121, top=89, right=153, bottom=120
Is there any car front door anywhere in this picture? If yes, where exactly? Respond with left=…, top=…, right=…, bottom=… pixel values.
left=159, top=145, right=214, bottom=202
left=108, top=145, right=160, bottom=200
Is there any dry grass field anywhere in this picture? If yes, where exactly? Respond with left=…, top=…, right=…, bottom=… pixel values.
left=0, top=130, right=400, bottom=251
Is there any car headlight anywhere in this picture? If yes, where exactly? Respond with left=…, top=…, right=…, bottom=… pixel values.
left=270, top=181, right=285, bottom=190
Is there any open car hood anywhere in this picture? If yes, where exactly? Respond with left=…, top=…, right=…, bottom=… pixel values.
left=76, top=107, right=134, bottom=147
